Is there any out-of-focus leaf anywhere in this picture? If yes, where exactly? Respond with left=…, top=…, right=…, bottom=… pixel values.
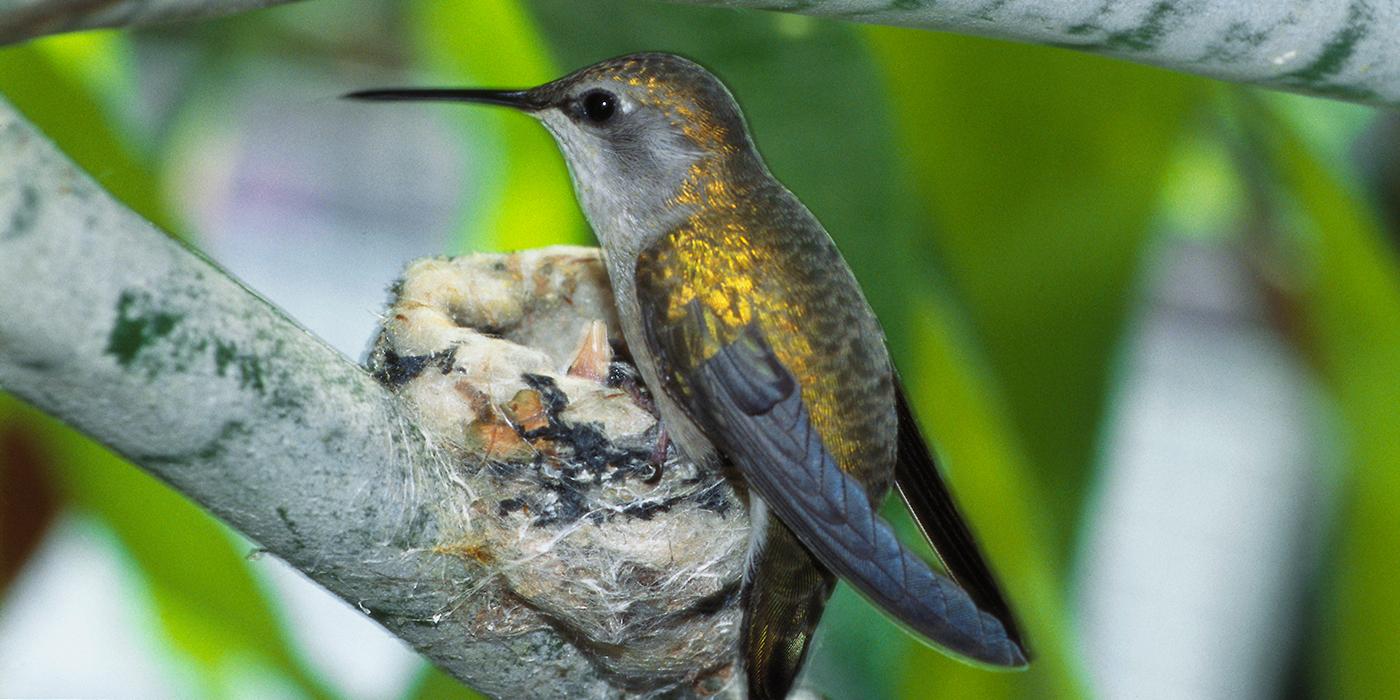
left=865, top=29, right=1207, bottom=557
left=30, top=31, right=137, bottom=120
left=403, top=664, right=488, bottom=700
left=1156, top=132, right=1249, bottom=240
left=0, top=420, right=60, bottom=595
left=410, top=0, right=584, bottom=252
left=893, top=290, right=1089, bottom=700
left=0, top=397, right=336, bottom=700
left=1240, top=95, right=1400, bottom=700
left=0, top=36, right=174, bottom=232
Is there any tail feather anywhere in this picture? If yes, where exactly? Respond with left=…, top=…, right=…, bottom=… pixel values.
left=742, top=514, right=837, bottom=700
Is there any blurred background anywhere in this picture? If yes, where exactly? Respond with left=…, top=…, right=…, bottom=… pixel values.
left=1, top=0, right=1397, bottom=699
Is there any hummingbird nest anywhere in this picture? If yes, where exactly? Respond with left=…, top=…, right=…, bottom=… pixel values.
left=367, top=246, right=747, bottom=698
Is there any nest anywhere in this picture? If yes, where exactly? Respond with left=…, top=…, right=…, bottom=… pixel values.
left=367, top=246, right=748, bottom=697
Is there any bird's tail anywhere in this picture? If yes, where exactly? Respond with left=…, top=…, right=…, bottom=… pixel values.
left=742, top=511, right=837, bottom=700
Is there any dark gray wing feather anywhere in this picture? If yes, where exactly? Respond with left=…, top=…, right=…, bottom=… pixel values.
left=690, top=324, right=1027, bottom=667
left=894, top=382, right=1029, bottom=656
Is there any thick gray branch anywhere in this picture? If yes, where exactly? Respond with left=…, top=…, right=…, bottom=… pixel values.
left=0, top=0, right=284, bottom=43
left=770, top=0, right=1397, bottom=105
left=1, top=0, right=1396, bottom=106
left=0, top=96, right=747, bottom=700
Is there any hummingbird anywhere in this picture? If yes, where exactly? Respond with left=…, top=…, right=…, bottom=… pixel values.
left=347, top=53, right=1029, bottom=699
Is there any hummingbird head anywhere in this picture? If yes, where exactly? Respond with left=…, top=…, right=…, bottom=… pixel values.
left=346, top=53, right=766, bottom=257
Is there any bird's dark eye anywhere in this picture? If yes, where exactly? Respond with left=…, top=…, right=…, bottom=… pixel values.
left=580, top=90, right=617, bottom=123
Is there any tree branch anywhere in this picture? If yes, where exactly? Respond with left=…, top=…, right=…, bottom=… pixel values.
left=0, top=0, right=285, bottom=44
left=761, top=0, right=1396, bottom=105
left=0, top=96, right=747, bottom=699
left=1, top=0, right=1396, bottom=106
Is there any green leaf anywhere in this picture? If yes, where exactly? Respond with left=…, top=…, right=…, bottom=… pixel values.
left=0, top=36, right=175, bottom=233
left=410, top=0, right=585, bottom=252
left=403, top=665, right=488, bottom=700
left=889, top=289, right=1090, bottom=700
left=865, top=29, right=1208, bottom=557
left=1239, top=94, right=1400, bottom=700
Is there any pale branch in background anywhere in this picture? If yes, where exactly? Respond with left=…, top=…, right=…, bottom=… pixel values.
left=0, top=0, right=1395, bottom=106
left=757, top=0, right=1397, bottom=105
left=0, top=96, right=749, bottom=700
left=0, top=0, right=285, bottom=44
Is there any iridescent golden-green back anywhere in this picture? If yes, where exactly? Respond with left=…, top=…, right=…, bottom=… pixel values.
left=635, top=171, right=898, bottom=499
left=634, top=162, right=899, bottom=700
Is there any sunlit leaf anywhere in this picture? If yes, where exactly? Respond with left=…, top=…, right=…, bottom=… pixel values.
left=0, top=38, right=173, bottom=232
left=411, top=0, right=584, bottom=252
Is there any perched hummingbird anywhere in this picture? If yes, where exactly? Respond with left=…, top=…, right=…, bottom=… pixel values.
left=348, top=53, right=1029, bottom=699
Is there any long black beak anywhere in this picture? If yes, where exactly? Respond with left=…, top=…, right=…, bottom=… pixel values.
left=342, top=88, right=540, bottom=111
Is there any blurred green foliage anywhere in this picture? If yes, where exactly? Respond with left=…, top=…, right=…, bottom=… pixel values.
left=1235, top=95, right=1400, bottom=700
left=1, top=0, right=1397, bottom=699
left=411, top=0, right=586, bottom=252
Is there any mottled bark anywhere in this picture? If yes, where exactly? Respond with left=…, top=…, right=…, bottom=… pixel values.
left=1, top=0, right=1395, bottom=105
